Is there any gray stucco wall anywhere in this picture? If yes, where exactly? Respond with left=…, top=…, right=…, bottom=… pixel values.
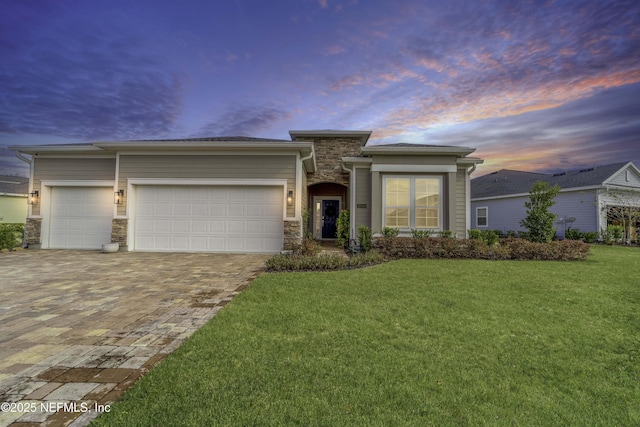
left=471, top=189, right=599, bottom=236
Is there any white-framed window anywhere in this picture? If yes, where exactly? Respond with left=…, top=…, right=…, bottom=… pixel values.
left=383, top=176, right=442, bottom=230
left=476, top=207, right=488, bottom=227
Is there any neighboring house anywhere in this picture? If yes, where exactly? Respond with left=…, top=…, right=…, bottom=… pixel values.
left=0, top=175, right=29, bottom=223
left=11, top=130, right=482, bottom=252
left=470, top=162, right=640, bottom=240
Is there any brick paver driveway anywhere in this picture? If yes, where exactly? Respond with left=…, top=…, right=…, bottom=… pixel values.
left=0, top=250, right=268, bottom=426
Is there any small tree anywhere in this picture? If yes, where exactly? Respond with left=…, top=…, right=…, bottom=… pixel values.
left=520, top=181, right=561, bottom=243
left=336, top=209, right=350, bottom=249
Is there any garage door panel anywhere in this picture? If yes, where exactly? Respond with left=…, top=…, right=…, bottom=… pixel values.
left=134, top=185, right=283, bottom=252
left=49, top=187, right=113, bottom=249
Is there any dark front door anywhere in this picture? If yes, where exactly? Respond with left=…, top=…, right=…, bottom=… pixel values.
left=321, top=200, right=339, bottom=239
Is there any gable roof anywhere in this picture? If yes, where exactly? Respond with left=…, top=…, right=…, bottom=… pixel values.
left=0, top=175, right=29, bottom=195
left=471, top=162, right=630, bottom=199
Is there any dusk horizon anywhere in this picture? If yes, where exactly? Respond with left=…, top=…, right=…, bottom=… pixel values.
left=2, top=0, right=639, bottom=177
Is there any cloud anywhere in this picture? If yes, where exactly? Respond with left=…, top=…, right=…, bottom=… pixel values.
left=0, top=20, right=184, bottom=141
left=194, top=105, right=291, bottom=137
left=326, top=0, right=640, bottom=139
left=388, top=83, right=640, bottom=174
left=318, top=0, right=328, bottom=9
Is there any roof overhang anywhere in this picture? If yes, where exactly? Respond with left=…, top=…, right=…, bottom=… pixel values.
left=361, top=145, right=476, bottom=156
left=9, top=144, right=104, bottom=155
left=289, top=130, right=372, bottom=145
left=341, top=156, right=373, bottom=164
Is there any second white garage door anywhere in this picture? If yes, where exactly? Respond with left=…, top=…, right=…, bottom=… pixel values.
left=134, top=185, right=284, bottom=253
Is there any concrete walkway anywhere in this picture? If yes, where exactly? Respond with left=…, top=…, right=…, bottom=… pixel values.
left=0, top=250, right=268, bottom=426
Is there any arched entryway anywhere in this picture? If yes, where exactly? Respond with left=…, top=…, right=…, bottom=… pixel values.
left=307, top=182, right=348, bottom=240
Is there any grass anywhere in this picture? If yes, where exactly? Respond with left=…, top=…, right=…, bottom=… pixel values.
left=92, top=246, right=640, bottom=426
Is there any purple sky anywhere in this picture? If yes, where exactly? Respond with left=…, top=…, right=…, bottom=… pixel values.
left=1, top=0, right=639, bottom=177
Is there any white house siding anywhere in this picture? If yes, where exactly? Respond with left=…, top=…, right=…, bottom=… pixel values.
left=354, top=167, right=372, bottom=232
left=117, top=155, right=297, bottom=217
left=471, top=189, right=599, bottom=236
left=607, top=165, right=640, bottom=188
left=32, top=158, right=117, bottom=216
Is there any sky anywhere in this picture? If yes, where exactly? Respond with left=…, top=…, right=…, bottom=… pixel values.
left=1, top=0, right=639, bottom=177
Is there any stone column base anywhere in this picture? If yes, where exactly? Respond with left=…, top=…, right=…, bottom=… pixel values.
left=283, top=220, right=302, bottom=250
left=25, top=218, right=42, bottom=247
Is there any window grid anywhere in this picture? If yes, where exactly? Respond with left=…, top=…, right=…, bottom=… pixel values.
left=384, top=176, right=442, bottom=230
left=476, top=207, right=488, bottom=227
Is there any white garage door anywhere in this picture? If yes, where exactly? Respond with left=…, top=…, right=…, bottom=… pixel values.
left=49, top=187, right=114, bottom=249
left=134, top=186, right=284, bottom=253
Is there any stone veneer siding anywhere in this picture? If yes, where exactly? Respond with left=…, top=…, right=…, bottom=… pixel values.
left=283, top=220, right=302, bottom=250
left=303, top=137, right=366, bottom=186
left=25, top=218, right=42, bottom=246
left=111, top=219, right=128, bottom=247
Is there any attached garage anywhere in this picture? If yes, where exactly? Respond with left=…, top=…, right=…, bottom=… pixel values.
left=133, top=185, right=284, bottom=253
left=48, top=187, right=114, bottom=249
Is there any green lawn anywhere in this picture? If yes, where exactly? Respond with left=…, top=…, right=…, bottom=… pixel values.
left=93, top=246, right=640, bottom=426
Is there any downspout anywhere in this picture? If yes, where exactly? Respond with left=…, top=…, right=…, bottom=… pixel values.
left=14, top=151, right=33, bottom=248
left=342, top=163, right=355, bottom=243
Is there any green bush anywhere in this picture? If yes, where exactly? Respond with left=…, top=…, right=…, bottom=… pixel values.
left=581, top=231, right=598, bottom=243
left=0, top=224, right=24, bottom=250
left=411, top=229, right=433, bottom=238
left=381, top=227, right=399, bottom=238
left=468, top=229, right=482, bottom=240
left=336, top=210, right=350, bottom=249
left=608, top=225, right=623, bottom=242
left=439, top=230, right=455, bottom=238
left=467, top=229, right=499, bottom=245
left=265, top=251, right=384, bottom=272
left=564, top=227, right=583, bottom=241
left=371, top=237, right=589, bottom=261
left=357, top=226, right=372, bottom=252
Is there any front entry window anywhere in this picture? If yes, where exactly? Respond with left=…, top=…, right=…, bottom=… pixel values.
left=384, top=176, right=442, bottom=230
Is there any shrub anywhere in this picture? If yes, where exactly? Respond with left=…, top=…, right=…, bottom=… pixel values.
left=468, top=229, right=482, bottom=240
left=289, top=238, right=321, bottom=256
left=371, top=237, right=589, bottom=261
left=411, top=229, right=433, bottom=238
left=439, top=230, right=455, bottom=238
left=336, top=210, right=350, bottom=249
left=265, top=251, right=384, bottom=272
left=608, top=224, right=623, bottom=242
left=467, top=229, right=498, bottom=245
left=520, top=181, right=561, bottom=243
left=502, top=238, right=590, bottom=261
left=564, top=227, right=583, bottom=241
left=506, top=230, right=517, bottom=238
left=381, top=227, right=399, bottom=238
left=357, top=225, right=372, bottom=252
left=0, top=224, right=24, bottom=250
left=581, top=231, right=598, bottom=243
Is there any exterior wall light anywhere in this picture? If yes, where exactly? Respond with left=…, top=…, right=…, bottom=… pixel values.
left=114, top=189, right=124, bottom=204
left=287, top=190, right=294, bottom=206
left=28, top=190, right=39, bottom=205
